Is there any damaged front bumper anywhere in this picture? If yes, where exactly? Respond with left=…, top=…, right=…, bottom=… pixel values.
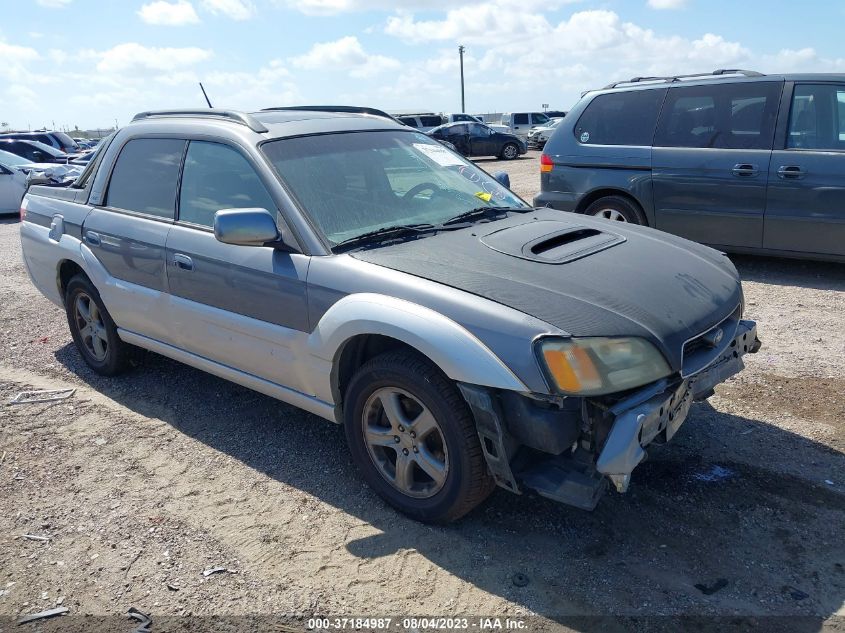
left=459, top=319, right=760, bottom=510
left=596, top=319, right=759, bottom=493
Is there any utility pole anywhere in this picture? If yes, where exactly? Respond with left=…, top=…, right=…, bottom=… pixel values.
left=458, top=45, right=466, bottom=113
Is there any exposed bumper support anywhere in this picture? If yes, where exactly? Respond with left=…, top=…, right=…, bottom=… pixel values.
left=596, top=320, right=759, bottom=490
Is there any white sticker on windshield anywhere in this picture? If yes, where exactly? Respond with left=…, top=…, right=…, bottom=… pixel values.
left=413, top=143, right=465, bottom=167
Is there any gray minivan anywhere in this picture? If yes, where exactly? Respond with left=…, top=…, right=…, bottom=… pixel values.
left=534, top=70, right=845, bottom=262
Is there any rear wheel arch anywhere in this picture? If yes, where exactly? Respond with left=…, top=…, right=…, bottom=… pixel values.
left=576, top=189, right=648, bottom=226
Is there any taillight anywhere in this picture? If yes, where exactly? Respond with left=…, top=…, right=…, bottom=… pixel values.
left=540, top=153, right=554, bottom=173
left=20, top=198, right=27, bottom=223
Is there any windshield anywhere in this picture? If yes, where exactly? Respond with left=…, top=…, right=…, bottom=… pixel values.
left=0, top=149, right=33, bottom=165
left=261, top=130, right=528, bottom=246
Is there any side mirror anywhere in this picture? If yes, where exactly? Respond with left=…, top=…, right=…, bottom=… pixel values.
left=493, top=171, right=510, bottom=188
left=214, top=208, right=282, bottom=247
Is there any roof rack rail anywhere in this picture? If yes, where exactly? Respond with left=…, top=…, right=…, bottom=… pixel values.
left=131, top=109, right=268, bottom=133
left=602, top=69, right=764, bottom=90
left=260, top=105, right=400, bottom=123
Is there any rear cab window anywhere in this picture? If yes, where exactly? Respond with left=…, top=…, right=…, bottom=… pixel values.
left=574, top=88, right=667, bottom=146
left=105, top=138, right=185, bottom=218
left=654, top=82, right=781, bottom=150
left=513, top=114, right=529, bottom=125
left=399, top=117, right=419, bottom=128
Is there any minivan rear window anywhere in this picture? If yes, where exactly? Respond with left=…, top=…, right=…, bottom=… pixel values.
left=574, top=88, right=666, bottom=146
left=654, top=82, right=781, bottom=150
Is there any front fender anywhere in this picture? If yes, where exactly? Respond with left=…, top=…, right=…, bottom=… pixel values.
left=308, top=293, right=529, bottom=396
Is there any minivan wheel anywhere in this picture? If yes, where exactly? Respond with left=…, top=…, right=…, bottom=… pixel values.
left=500, top=143, right=519, bottom=160
left=65, top=274, right=132, bottom=376
left=584, top=195, right=646, bottom=225
left=344, top=351, right=495, bottom=523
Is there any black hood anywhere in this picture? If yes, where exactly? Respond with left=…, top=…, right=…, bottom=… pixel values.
left=351, top=209, right=743, bottom=371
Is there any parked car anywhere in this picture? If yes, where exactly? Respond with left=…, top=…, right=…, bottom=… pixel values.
left=428, top=122, right=527, bottom=159
left=499, top=112, right=552, bottom=139
left=0, top=130, right=80, bottom=154
left=0, top=153, right=29, bottom=215
left=543, top=110, right=568, bottom=119
left=527, top=118, right=565, bottom=149
left=535, top=69, right=845, bottom=262
left=396, top=113, right=444, bottom=132
left=0, top=139, right=70, bottom=164
left=0, top=148, right=83, bottom=192
left=20, top=107, right=759, bottom=522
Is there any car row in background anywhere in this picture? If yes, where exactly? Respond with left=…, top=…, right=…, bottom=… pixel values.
left=394, top=111, right=566, bottom=138
left=0, top=134, right=99, bottom=166
left=427, top=122, right=527, bottom=160
left=0, top=130, right=80, bottom=153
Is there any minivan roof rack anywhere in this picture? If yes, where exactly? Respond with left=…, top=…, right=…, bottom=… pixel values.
left=260, top=105, right=401, bottom=123
left=602, top=69, right=765, bottom=90
left=131, top=109, right=269, bottom=133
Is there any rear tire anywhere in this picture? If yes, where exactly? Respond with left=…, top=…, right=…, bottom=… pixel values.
left=65, top=274, right=133, bottom=376
left=344, top=351, right=495, bottom=523
left=584, top=195, right=646, bottom=225
left=500, top=143, right=519, bottom=160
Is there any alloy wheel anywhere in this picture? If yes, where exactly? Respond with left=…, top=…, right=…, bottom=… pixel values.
left=362, top=387, right=449, bottom=499
left=73, top=292, right=109, bottom=361
left=594, top=208, right=628, bottom=222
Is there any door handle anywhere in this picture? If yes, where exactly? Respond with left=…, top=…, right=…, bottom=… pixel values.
left=777, top=165, right=806, bottom=179
left=84, top=231, right=101, bottom=246
left=731, top=164, right=759, bottom=177
left=172, top=253, right=194, bottom=271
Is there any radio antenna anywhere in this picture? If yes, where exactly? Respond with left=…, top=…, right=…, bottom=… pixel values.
left=199, top=82, right=213, bottom=108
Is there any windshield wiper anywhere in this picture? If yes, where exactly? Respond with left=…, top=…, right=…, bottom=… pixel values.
left=332, top=223, right=437, bottom=252
left=441, top=206, right=528, bottom=226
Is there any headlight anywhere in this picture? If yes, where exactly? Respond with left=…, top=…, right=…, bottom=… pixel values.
left=537, top=337, right=671, bottom=396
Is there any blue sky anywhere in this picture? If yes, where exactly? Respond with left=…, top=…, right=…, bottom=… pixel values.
left=1, top=0, right=844, bottom=131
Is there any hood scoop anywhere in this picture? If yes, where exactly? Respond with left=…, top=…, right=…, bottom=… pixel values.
left=481, top=220, right=625, bottom=264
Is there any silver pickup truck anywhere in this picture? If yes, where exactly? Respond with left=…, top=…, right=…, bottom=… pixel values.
left=19, top=107, right=760, bottom=523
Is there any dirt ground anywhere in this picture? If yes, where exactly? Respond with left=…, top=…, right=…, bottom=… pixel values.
left=1, top=153, right=844, bottom=631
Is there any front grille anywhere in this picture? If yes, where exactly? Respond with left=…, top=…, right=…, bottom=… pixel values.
left=681, top=306, right=741, bottom=377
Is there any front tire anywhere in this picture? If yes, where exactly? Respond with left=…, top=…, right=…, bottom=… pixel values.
left=65, top=274, right=133, bottom=376
left=500, top=143, right=519, bottom=160
left=584, top=195, right=646, bottom=224
left=344, top=351, right=495, bottom=523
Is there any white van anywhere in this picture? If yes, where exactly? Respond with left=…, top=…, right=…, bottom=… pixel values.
left=500, top=112, right=552, bottom=138
left=443, top=113, right=482, bottom=124
left=396, top=114, right=445, bottom=132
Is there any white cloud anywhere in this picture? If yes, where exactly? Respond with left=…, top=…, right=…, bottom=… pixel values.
left=290, top=36, right=400, bottom=78
left=88, top=43, right=212, bottom=74
left=201, top=0, right=255, bottom=20
left=274, top=0, right=458, bottom=16
left=647, top=0, right=686, bottom=9
left=273, top=0, right=572, bottom=16
left=760, top=47, right=845, bottom=73
left=35, top=0, right=72, bottom=7
left=0, top=40, right=40, bottom=82
left=137, top=0, right=200, bottom=25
